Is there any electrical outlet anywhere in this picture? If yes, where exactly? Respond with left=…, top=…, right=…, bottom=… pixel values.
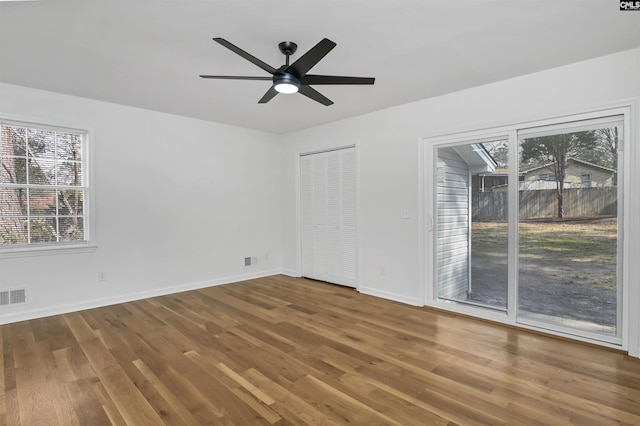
left=379, top=266, right=385, bottom=276
left=98, top=272, right=107, bottom=282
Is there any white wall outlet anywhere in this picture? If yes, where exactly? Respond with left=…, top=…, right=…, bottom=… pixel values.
left=98, top=272, right=107, bottom=282
left=400, top=209, right=410, bottom=219
left=379, top=266, right=385, bottom=276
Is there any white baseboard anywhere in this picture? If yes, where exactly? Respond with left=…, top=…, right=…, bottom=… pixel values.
left=0, top=268, right=283, bottom=325
left=358, top=286, right=421, bottom=306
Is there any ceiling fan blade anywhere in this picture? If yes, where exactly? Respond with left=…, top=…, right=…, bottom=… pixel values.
left=302, top=75, right=375, bottom=85
left=298, top=85, right=333, bottom=106
left=258, top=86, right=278, bottom=104
left=199, top=75, right=272, bottom=80
left=288, top=38, right=336, bottom=76
left=212, top=38, right=277, bottom=74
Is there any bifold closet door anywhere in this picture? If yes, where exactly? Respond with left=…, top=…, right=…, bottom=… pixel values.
left=301, top=147, right=356, bottom=287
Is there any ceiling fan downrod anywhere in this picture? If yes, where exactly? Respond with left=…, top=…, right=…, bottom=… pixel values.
left=278, top=41, right=297, bottom=66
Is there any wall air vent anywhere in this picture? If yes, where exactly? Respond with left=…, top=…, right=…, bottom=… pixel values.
left=0, top=288, right=26, bottom=306
left=244, top=256, right=258, bottom=267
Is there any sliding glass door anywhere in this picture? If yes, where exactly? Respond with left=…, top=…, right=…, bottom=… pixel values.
left=517, top=117, right=623, bottom=339
left=435, top=139, right=509, bottom=311
left=430, top=110, right=624, bottom=344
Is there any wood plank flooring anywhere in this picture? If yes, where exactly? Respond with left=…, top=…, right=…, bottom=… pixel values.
left=2, top=275, right=640, bottom=425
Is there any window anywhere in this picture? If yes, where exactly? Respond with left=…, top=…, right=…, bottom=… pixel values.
left=0, top=119, right=90, bottom=252
left=581, top=173, right=592, bottom=188
left=539, top=173, right=556, bottom=181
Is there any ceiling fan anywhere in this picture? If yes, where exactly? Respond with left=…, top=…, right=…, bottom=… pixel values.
left=200, top=38, right=375, bottom=106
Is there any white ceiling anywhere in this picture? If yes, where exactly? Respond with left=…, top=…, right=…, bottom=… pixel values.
left=1, top=1, right=639, bottom=134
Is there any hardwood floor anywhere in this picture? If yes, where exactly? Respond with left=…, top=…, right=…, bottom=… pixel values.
left=2, top=275, right=639, bottom=425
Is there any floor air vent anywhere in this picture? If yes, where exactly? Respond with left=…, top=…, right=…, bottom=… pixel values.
left=0, top=288, right=26, bottom=306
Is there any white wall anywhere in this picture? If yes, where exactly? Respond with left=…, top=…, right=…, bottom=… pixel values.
left=280, top=48, right=640, bottom=354
left=0, top=83, right=283, bottom=323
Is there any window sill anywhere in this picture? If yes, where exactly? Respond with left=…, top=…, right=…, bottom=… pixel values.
left=0, top=244, right=97, bottom=259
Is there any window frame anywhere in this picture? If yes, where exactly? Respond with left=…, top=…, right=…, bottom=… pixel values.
left=0, top=117, right=95, bottom=258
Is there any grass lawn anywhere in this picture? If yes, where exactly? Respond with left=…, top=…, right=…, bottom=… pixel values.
left=470, top=218, right=618, bottom=332
left=472, top=218, right=618, bottom=290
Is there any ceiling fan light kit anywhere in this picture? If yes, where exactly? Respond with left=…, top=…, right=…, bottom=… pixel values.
left=200, top=37, right=375, bottom=106
left=273, top=75, right=300, bottom=94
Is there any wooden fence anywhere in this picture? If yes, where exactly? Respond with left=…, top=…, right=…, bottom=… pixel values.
left=472, top=187, right=618, bottom=221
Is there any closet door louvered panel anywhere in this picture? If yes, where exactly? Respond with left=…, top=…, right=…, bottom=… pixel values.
left=326, top=151, right=343, bottom=281
left=341, top=148, right=357, bottom=285
left=311, top=154, right=328, bottom=278
left=300, top=155, right=315, bottom=278
left=300, top=147, right=356, bottom=288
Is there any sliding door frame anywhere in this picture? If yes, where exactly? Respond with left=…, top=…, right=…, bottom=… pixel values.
left=424, top=127, right=516, bottom=325
left=421, top=103, right=638, bottom=355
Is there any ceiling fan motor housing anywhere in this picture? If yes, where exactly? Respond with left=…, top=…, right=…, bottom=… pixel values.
left=273, top=68, right=301, bottom=93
